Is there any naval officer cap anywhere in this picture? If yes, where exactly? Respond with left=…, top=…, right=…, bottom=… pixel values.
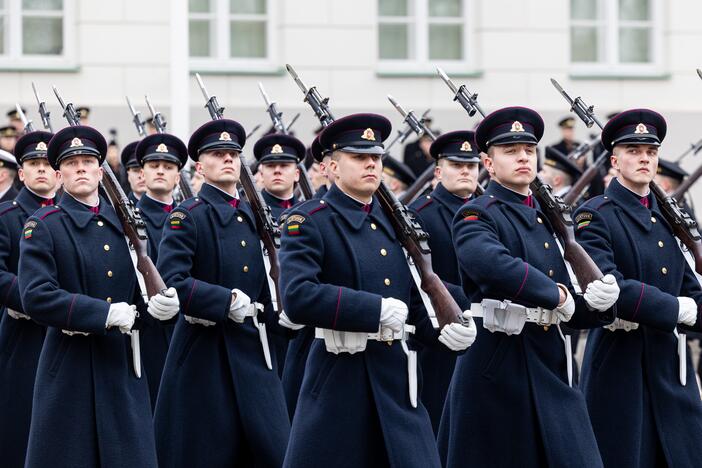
left=121, top=141, right=140, bottom=169
left=187, top=119, right=246, bottom=162
left=253, top=133, right=306, bottom=165
left=430, top=130, right=481, bottom=163
left=136, top=133, right=188, bottom=169
left=319, top=113, right=392, bottom=155
left=601, top=108, right=666, bottom=152
left=14, top=131, right=53, bottom=164
left=47, top=126, right=106, bottom=170
left=475, top=106, right=545, bottom=153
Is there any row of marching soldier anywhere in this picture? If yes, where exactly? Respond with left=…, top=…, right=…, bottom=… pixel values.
left=0, top=71, right=701, bottom=468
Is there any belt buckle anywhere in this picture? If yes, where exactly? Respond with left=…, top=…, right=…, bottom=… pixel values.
left=379, top=327, right=394, bottom=346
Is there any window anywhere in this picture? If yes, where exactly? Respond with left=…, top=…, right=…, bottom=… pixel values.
left=189, top=0, right=277, bottom=73
left=377, top=0, right=476, bottom=75
left=0, top=0, right=76, bottom=70
left=570, top=0, right=664, bottom=77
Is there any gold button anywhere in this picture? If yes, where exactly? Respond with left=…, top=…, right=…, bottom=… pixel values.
left=106, top=297, right=112, bottom=303
left=661, top=267, right=668, bottom=275
left=543, top=325, right=550, bottom=331
left=384, top=278, right=391, bottom=286
left=371, top=223, right=377, bottom=230
left=548, top=269, right=554, bottom=277
left=658, top=241, right=664, bottom=248
left=243, top=265, right=249, bottom=273
left=651, top=217, right=657, bottom=223
left=544, top=242, right=550, bottom=249
left=237, top=216, right=243, bottom=222
left=537, top=217, right=543, bottom=224
left=97, top=221, right=104, bottom=227
left=380, top=248, right=387, bottom=256
left=107, top=270, right=113, bottom=278
left=241, top=240, right=246, bottom=247
left=103, top=244, right=110, bottom=251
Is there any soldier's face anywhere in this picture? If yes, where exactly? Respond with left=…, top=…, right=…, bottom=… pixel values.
left=58, top=154, right=102, bottom=197
left=260, top=161, right=299, bottom=197
left=485, top=143, right=537, bottom=190
left=611, top=144, right=658, bottom=187
left=19, top=158, right=59, bottom=196
left=197, top=149, right=241, bottom=186
left=308, top=161, right=326, bottom=190
left=142, top=160, right=180, bottom=196
left=436, top=160, right=479, bottom=197
left=127, top=167, right=146, bottom=195
left=330, top=151, right=382, bottom=199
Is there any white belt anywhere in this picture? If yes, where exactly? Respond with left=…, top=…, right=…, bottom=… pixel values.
left=184, top=303, right=272, bottom=371
left=61, top=329, right=91, bottom=336
left=315, top=324, right=419, bottom=408
left=470, top=300, right=560, bottom=326
left=603, top=318, right=639, bottom=332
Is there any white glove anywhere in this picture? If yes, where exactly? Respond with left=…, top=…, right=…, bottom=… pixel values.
left=555, top=284, right=575, bottom=322
left=7, top=308, right=30, bottom=320
left=106, top=302, right=137, bottom=334
left=147, top=288, right=180, bottom=320
left=379, top=297, right=408, bottom=333
left=184, top=315, right=216, bottom=327
left=279, top=311, right=304, bottom=330
left=228, top=288, right=252, bottom=323
left=584, top=274, right=620, bottom=311
left=677, top=297, right=698, bottom=326
left=439, top=311, right=477, bottom=351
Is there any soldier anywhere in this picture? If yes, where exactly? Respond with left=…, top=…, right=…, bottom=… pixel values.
left=7, top=107, right=25, bottom=133
left=0, top=150, right=18, bottom=203
left=279, top=114, right=476, bottom=467
left=153, top=119, right=290, bottom=467
left=439, top=107, right=619, bottom=468
left=134, top=132, right=188, bottom=408
left=383, top=155, right=416, bottom=197
left=76, top=106, right=90, bottom=125
left=309, top=134, right=334, bottom=199
left=550, top=116, right=580, bottom=156
left=539, top=146, right=583, bottom=198
left=0, top=131, right=58, bottom=468
left=18, top=126, right=179, bottom=468
left=574, top=109, right=702, bottom=467
left=0, top=126, right=18, bottom=153
left=253, top=133, right=304, bottom=220
left=403, top=118, right=435, bottom=177
left=121, top=140, right=145, bottom=204
left=408, top=130, right=478, bottom=434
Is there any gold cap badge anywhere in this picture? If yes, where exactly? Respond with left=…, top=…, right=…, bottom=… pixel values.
left=634, top=123, right=649, bottom=134
left=460, top=141, right=472, bottom=152
left=510, top=121, right=525, bottom=132
left=156, top=143, right=168, bottom=153
left=35, top=141, right=47, bottom=151
left=271, top=144, right=283, bottom=154
left=219, top=131, right=232, bottom=141
left=70, top=137, right=83, bottom=148
left=361, top=128, right=376, bottom=141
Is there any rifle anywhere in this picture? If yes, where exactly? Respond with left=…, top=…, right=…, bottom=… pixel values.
left=563, top=150, right=610, bottom=206
left=144, top=95, right=194, bottom=201
left=551, top=79, right=702, bottom=275
left=567, top=134, right=602, bottom=162
left=285, top=64, right=466, bottom=329
left=194, top=74, right=282, bottom=314
left=32, top=82, right=53, bottom=132
left=126, top=96, right=147, bottom=137
left=384, top=109, right=431, bottom=155
left=16, top=103, right=35, bottom=134
left=439, top=72, right=604, bottom=290
left=257, top=82, right=314, bottom=200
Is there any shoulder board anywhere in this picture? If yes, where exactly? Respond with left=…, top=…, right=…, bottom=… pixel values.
left=580, top=195, right=611, bottom=212
left=36, top=206, right=62, bottom=220
left=412, top=196, right=433, bottom=212
left=0, top=201, right=19, bottom=217
left=470, top=194, right=499, bottom=209
left=306, top=199, right=328, bottom=216
left=180, top=197, right=204, bottom=212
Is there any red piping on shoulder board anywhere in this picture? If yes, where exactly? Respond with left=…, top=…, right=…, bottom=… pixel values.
left=40, top=209, right=61, bottom=220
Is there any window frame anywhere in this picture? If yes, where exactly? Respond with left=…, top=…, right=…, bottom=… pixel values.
left=376, top=0, right=478, bottom=76
left=189, top=0, right=279, bottom=74
left=569, top=0, right=665, bottom=78
left=0, top=0, right=76, bottom=71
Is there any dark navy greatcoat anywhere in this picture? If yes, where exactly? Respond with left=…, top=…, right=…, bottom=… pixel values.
left=0, top=188, right=51, bottom=468
left=261, top=188, right=297, bottom=377
left=409, top=182, right=470, bottom=434
left=0, top=185, right=18, bottom=204
left=574, top=177, right=702, bottom=467
left=154, top=182, right=290, bottom=468
left=136, top=193, right=175, bottom=408
left=18, top=193, right=157, bottom=468
left=280, top=184, right=442, bottom=468
left=439, top=181, right=608, bottom=468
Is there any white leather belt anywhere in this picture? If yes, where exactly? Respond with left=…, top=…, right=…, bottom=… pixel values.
left=470, top=300, right=560, bottom=326
left=61, top=329, right=91, bottom=336
left=314, top=324, right=416, bottom=342
left=603, top=318, right=639, bottom=332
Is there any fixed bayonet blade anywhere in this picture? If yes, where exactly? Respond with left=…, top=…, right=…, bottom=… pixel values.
left=258, top=82, right=273, bottom=107
left=285, top=64, right=308, bottom=94
left=550, top=78, right=574, bottom=105
left=437, top=67, right=458, bottom=94
left=195, top=73, right=210, bottom=100
left=387, top=95, right=408, bottom=118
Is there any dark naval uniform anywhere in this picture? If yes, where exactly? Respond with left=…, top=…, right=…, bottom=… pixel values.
left=18, top=126, right=158, bottom=468
left=574, top=110, right=702, bottom=467
left=0, top=130, right=54, bottom=468
left=439, top=108, right=609, bottom=468
left=122, top=140, right=141, bottom=205
left=280, top=114, right=446, bottom=468
left=134, top=132, right=188, bottom=408
left=153, top=120, right=289, bottom=468
left=407, top=130, right=476, bottom=434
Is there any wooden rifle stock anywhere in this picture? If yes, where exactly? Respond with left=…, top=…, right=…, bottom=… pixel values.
left=563, top=150, right=610, bottom=206
left=671, top=161, right=702, bottom=202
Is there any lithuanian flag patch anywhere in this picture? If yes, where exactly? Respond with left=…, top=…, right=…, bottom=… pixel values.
left=23, top=228, right=33, bottom=239
left=462, top=210, right=479, bottom=221
left=169, top=211, right=186, bottom=230
left=574, top=212, right=592, bottom=230
left=287, top=224, right=300, bottom=235
left=286, top=214, right=305, bottom=236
